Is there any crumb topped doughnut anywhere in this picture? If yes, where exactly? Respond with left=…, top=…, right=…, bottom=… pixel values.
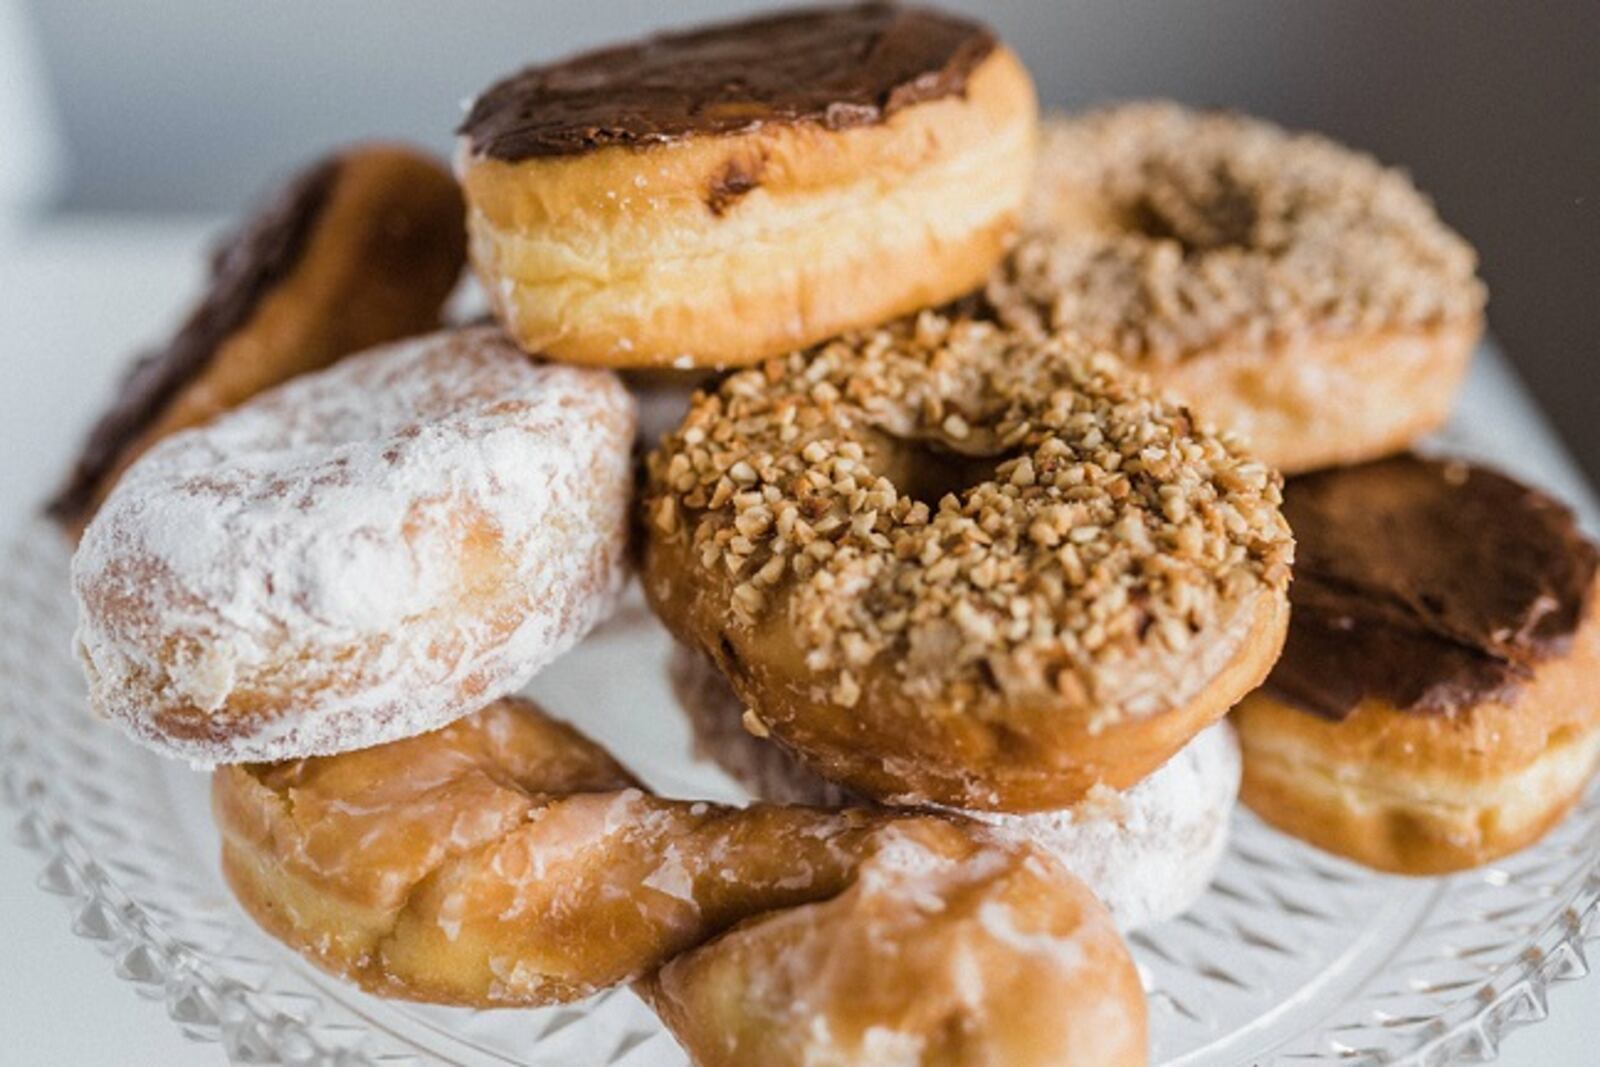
left=670, top=642, right=1239, bottom=929
left=73, top=327, right=634, bottom=764
left=642, top=310, right=1293, bottom=811
left=49, top=144, right=466, bottom=531
left=215, top=696, right=1148, bottom=1066
left=990, top=103, right=1485, bottom=473
left=1233, top=455, right=1600, bottom=873
left=457, top=3, right=1036, bottom=368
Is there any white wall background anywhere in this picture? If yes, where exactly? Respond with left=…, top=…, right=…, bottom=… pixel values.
left=0, top=0, right=60, bottom=217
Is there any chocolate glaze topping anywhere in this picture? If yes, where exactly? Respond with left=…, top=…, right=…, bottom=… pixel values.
left=1265, top=455, right=1598, bottom=720
left=459, top=3, right=997, bottom=161
left=47, top=157, right=340, bottom=524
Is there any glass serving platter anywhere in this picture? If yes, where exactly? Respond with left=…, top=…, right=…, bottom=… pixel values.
left=2, top=508, right=1598, bottom=1067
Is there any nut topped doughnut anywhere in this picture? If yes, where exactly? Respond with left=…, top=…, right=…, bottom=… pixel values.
left=1233, top=455, right=1600, bottom=873
left=989, top=102, right=1486, bottom=473
left=73, top=326, right=634, bottom=764
left=48, top=144, right=467, bottom=531
left=215, top=696, right=1148, bottom=1066
left=457, top=3, right=1036, bottom=368
left=642, top=309, right=1293, bottom=811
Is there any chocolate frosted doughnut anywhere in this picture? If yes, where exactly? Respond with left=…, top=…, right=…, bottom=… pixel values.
left=1233, top=454, right=1600, bottom=873
left=991, top=103, right=1486, bottom=473
left=48, top=144, right=466, bottom=531
left=457, top=3, right=1036, bottom=368
left=642, top=308, right=1293, bottom=812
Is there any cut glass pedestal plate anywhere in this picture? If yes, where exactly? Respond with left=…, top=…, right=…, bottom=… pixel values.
left=3, top=353, right=1598, bottom=1065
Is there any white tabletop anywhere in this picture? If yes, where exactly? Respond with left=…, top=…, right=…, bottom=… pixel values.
left=0, top=216, right=1595, bottom=1066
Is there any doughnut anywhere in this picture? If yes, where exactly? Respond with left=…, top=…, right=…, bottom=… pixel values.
left=214, top=696, right=1148, bottom=1067
left=72, top=326, right=635, bottom=764
left=47, top=144, right=467, bottom=532
left=669, top=643, right=1238, bottom=929
left=987, top=103, right=1486, bottom=474
left=1232, top=455, right=1600, bottom=874
left=456, top=4, right=1036, bottom=369
left=641, top=308, right=1293, bottom=812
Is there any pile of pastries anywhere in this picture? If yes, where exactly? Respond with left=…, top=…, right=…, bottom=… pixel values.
left=50, top=6, right=1598, bottom=1066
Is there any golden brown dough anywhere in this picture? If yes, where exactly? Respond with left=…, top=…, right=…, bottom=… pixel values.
left=48, top=144, right=466, bottom=532
left=214, top=697, right=1148, bottom=1066
left=457, top=5, right=1036, bottom=368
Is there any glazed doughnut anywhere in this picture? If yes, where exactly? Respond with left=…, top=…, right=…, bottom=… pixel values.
left=641, top=309, right=1293, bottom=812
left=48, top=144, right=467, bottom=531
left=457, top=3, right=1036, bottom=368
left=72, top=326, right=634, bottom=764
left=670, top=643, right=1239, bottom=929
left=214, top=696, right=1148, bottom=1067
left=1232, top=455, right=1600, bottom=874
left=987, top=103, right=1485, bottom=474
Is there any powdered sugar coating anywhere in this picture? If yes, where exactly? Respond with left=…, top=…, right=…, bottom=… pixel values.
left=670, top=642, right=1238, bottom=929
left=967, top=721, right=1239, bottom=929
left=73, top=326, right=635, bottom=764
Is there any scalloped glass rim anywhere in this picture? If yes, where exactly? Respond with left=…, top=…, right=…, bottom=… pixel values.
left=2, top=514, right=1597, bottom=1067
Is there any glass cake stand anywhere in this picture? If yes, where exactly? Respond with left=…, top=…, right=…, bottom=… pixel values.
left=2, top=506, right=1597, bottom=1065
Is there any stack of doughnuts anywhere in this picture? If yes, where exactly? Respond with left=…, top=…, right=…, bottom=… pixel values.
left=984, top=103, right=1597, bottom=875
left=640, top=310, right=1292, bottom=931
left=990, top=105, right=1593, bottom=874
left=50, top=3, right=1598, bottom=1065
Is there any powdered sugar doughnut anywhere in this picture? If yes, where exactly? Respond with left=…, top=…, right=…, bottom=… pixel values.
left=73, top=326, right=635, bottom=764
left=670, top=643, right=1238, bottom=929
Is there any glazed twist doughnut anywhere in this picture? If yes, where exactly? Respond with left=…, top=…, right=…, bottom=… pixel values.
left=990, top=102, right=1485, bottom=474
left=214, top=697, right=1147, bottom=1067
left=642, top=308, right=1293, bottom=811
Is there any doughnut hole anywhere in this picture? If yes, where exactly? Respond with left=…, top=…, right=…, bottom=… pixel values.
left=860, top=426, right=1020, bottom=511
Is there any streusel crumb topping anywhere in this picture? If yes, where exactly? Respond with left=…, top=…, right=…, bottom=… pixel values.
left=990, top=102, right=1485, bottom=362
left=645, top=310, right=1293, bottom=721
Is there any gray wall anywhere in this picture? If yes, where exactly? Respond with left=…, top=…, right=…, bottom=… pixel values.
left=25, top=0, right=1598, bottom=477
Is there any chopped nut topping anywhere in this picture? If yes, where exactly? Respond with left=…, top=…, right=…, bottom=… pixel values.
left=644, top=310, right=1293, bottom=720
left=989, top=103, right=1485, bottom=363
